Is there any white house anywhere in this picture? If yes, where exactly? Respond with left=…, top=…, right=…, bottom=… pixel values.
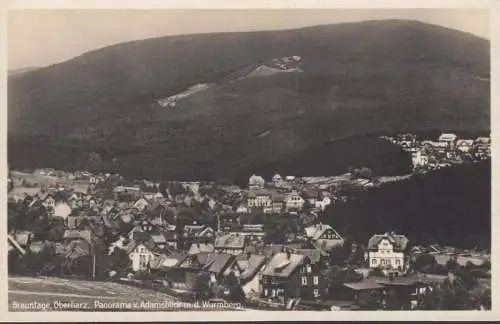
left=126, top=241, right=157, bottom=272
left=438, top=133, right=457, bottom=143
left=272, top=173, right=283, bottom=184
left=284, top=191, right=305, bottom=211
left=236, top=205, right=249, bottom=214
left=456, top=139, right=474, bottom=153
left=411, top=151, right=429, bottom=169
left=247, top=190, right=272, bottom=209
left=366, top=232, right=409, bottom=275
left=315, top=196, right=332, bottom=211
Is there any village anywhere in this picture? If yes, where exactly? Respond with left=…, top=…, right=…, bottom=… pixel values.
left=7, top=132, right=491, bottom=311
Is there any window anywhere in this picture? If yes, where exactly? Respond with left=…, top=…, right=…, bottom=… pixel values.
left=395, top=259, right=401, bottom=265
left=264, top=289, right=268, bottom=297
left=313, top=289, right=320, bottom=298
left=306, top=265, right=312, bottom=273
left=313, top=276, right=319, bottom=285
left=301, top=276, right=307, bottom=286
left=372, top=259, right=377, bottom=265
left=271, top=289, right=276, bottom=297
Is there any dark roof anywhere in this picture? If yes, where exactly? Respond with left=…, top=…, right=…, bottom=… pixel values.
left=261, top=252, right=305, bottom=278
left=133, top=231, right=151, bottom=241
left=291, top=249, right=322, bottom=264
left=203, top=253, right=235, bottom=275
left=150, top=251, right=188, bottom=270
left=62, top=230, right=94, bottom=244
left=343, top=281, right=385, bottom=291
left=367, top=233, right=409, bottom=251
left=263, top=244, right=285, bottom=258
left=240, top=254, right=267, bottom=281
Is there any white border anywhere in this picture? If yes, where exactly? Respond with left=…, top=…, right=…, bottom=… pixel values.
left=1, top=0, right=499, bottom=322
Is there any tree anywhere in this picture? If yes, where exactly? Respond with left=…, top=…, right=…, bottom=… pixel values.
left=368, top=267, right=385, bottom=277
left=329, top=245, right=348, bottom=265
left=109, top=248, right=132, bottom=275
left=168, top=182, right=186, bottom=197
left=412, top=254, right=437, bottom=272
left=192, top=271, right=212, bottom=301
left=357, top=290, right=382, bottom=310
left=225, top=272, right=246, bottom=303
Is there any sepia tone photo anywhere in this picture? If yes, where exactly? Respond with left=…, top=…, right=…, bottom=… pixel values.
left=4, top=4, right=494, bottom=319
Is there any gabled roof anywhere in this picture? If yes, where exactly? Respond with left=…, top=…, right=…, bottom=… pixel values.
left=12, top=231, right=33, bottom=247
left=150, top=251, right=188, bottom=270
left=188, top=243, right=215, bottom=255
left=247, top=189, right=271, bottom=198
left=291, top=248, right=322, bottom=264
left=367, top=232, right=409, bottom=251
left=133, top=231, right=151, bottom=242
left=203, top=253, right=235, bottom=275
left=240, top=254, right=267, bottom=281
left=62, top=230, right=94, bottom=245
left=7, top=235, right=26, bottom=255
left=305, top=223, right=343, bottom=241
left=214, top=234, right=246, bottom=249
left=261, top=252, right=305, bottom=278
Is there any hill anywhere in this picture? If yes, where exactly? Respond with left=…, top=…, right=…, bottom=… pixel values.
left=8, top=20, right=490, bottom=180
left=234, top=135, right=412, bottom=186
left=319, top=160, right=491, bottom=250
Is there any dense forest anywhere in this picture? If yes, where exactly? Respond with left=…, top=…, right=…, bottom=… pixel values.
left=320, top=160, right=491, bottom=250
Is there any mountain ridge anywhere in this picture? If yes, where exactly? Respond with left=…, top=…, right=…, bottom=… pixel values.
left=8, top=20, right=490, bottom=181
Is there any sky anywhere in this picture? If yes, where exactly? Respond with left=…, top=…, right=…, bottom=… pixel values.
left=7, top=9, right=490, bottom=70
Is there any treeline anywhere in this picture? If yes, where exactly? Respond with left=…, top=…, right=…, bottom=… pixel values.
left=234, top=135, right=412, bottom=187
left=320, top=160, right=491, bottom=250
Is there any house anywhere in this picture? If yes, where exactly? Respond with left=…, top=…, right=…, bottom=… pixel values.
left=238, top=254, right=268, bottom=297
left=41, top=194, right=56, bottom=210
left=133, top=197, right=150, bottom=212
left=315, top=196, right=332, bottom=211
left=456, top=139, right=474, bottom=153
left=474, top=137, right=491, bottom=158
left=214, top=234, right=246, bottom=255
left=366, top=232, right=410, bottom=275
left=188, top=242, right=215, bottom=255
left=438, top=133, right=457, bottom=144
left=411, top=151, right=429, bottom=169
left=260, top=251, right=325, bottom=304
left=270, top=193, right=286, bottom=213
left=237, top=224, right=266, bottom=242
left=272, top=173, right=283, bottom=185
left=125, top=240, right=160, bottom=272
left=247, top=190, right=272, bottom=210
left=248, top=174, right=265, bottom=189
left=150, top=231, right=178, bottom=250
left=284, top=191, right=305, bottom=211
left=150, top=251, right=189, bottom=274
left=203, top=253, right=241, bottom=284
left=67, top=215, right=103, bottom=229
left=305, top=223, right=344, bottom=253
left=236, top=205, right=249, bottom=214
left=291, top=248, right=329, bottom=269
left=184, top=225, right=215, bottom=240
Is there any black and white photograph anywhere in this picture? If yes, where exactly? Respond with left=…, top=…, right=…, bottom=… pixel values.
left=3, top=1, right=496, bottom=320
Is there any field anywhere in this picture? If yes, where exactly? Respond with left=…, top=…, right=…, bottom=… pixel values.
left=7, top=276, right=205, bottom=312
left=9, top=171, right=89, bottom=200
